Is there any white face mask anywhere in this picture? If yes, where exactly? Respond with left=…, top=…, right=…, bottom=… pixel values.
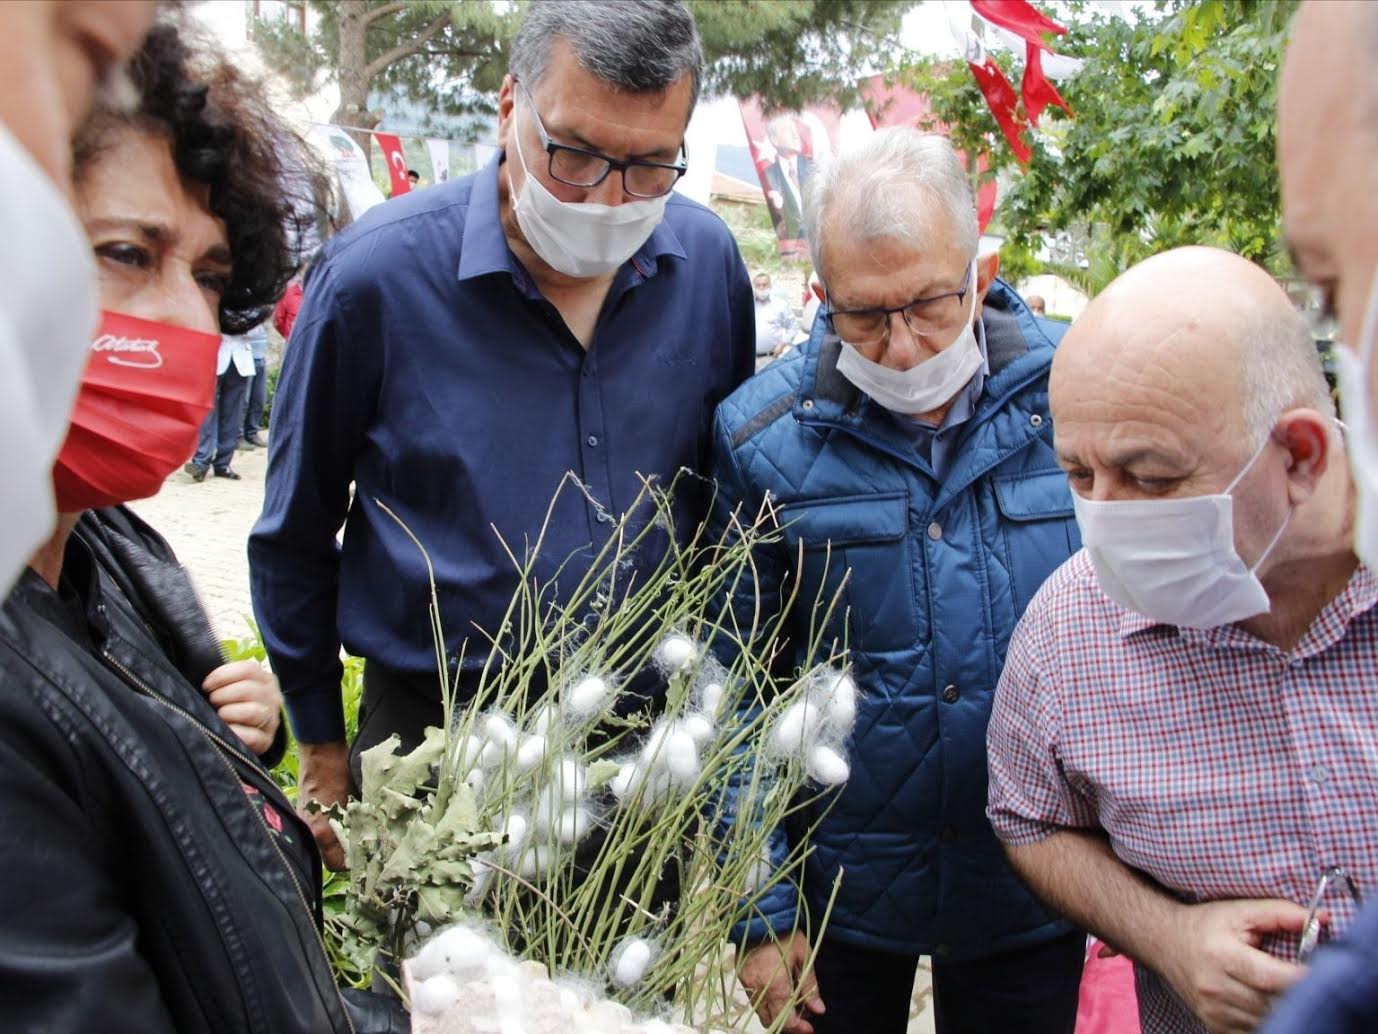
left=834, top=262, right=983, bottom=414
left=1072, top=433, right=1291, bottom=629
left=506, top=108, right=669, bottom=279
left=0, top=122, right=99, bottom=593
left=1333, top=267, right=1378, bottom=570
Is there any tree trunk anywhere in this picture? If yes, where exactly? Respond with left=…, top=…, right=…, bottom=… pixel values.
left=331, top=0, right=380, bottom=159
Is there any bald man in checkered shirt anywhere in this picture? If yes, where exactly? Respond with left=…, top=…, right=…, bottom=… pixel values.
left=986, top=248, right=1378, bottom=1034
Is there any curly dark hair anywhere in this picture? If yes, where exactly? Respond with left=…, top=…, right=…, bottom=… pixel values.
left=74, top=19, right=331, bottom=334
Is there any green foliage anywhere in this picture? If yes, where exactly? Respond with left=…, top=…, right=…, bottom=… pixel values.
left=254, top=0, right=919, bottom=133
left=896, top=0, right=1297, bottom=293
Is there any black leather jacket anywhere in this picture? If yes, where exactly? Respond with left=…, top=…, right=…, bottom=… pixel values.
left=0, top=513, right=387, bottom=1033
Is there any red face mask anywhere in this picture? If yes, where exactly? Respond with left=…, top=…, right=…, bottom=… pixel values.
left=52, top=311, right=221, bottom=511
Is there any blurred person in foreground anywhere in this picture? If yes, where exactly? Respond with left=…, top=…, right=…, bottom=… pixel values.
left=0, top=0, right=153, bottom=591
left=1260, top=2, right=1378, bottom=1030
left=251, top=0, right=754, bottom=870
left=0, top=20, right=403, bottom=1032
left=711, top=128, right=1084, bottom=1034
left=987, top=247, right=1377, bottom=1034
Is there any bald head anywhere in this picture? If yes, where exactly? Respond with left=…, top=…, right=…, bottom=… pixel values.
left=1052, top=247, right=1330, bottom=502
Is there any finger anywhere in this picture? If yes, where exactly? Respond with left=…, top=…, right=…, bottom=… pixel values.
left=304, top=815, right=347, bottom=871
left=202, top=660, right=266, bottom=692
left=1224, top=945, right=1308, bottom=997
left=207, top=679, right=280, bottom=709
left=796, top=965, right=824, bottom=1014
left=1204, top=999, right=1272, bottom=1034
left=218, top=701, right=278, bottom=730
left=781, top=1014, right=815, bottom=1034
left=226, top=723, right=273, bottom=756
left=1242, top=898, right=1312, bottom=936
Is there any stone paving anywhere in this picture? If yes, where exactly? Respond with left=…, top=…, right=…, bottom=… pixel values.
left=128, top=432, right=937, bottom=1031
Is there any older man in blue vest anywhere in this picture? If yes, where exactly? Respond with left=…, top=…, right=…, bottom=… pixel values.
left=710, top=128, right=1085, bottom=1034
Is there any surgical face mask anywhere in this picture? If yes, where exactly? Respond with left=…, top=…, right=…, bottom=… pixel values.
left=1333, top=267, right=1378, bottom=569
left=506, top=108, right=669, bottom=279
left=755, top=288, right=772, bottom=303
left=0, top=122, right=99, bottom=592
left=53, top=311, right=221, bottom=511
left=1072, top=433, right=1291, bottom=629
left=834, top=262, right=983, bottom=414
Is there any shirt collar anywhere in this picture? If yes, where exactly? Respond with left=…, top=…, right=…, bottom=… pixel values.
left=1115, top=562, right=1378, bottom=654
left=456, top=153, right=687, bottom=286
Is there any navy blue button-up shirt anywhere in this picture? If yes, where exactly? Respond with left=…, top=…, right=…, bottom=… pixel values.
left=249, top=158, right=755, bottom=742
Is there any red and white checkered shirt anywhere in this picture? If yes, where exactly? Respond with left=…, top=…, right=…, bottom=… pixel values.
left=987, top=551, right=1378, bottom=1034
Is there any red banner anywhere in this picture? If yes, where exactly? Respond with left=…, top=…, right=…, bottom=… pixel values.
left=1022, top=42, right=1074, bottom=125
left=374, top=132, right=411, bottom=196
left=970, top=0, right=1067, bottom=44
left=968, top=57, right=1032, bottom=165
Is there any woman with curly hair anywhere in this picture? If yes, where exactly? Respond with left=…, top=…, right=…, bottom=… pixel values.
left=0, top=19, right=403, bottom=1034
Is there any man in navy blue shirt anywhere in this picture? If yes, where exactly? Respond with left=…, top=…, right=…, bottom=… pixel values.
left=249, top=0, right=754, bottom=868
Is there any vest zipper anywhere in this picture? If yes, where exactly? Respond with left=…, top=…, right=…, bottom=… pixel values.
left=99, top=647, right=357, bottom=1034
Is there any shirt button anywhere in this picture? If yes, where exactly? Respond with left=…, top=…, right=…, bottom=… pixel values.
left=1030, top=413, right=1044, bottom=429
left=927, top=521, right=943, bottom=541
left=942, top=684, right=959, bottom=704
left=1310, top=764, right=1330, bottom=784
left=587, top=435, right=599, bottom=447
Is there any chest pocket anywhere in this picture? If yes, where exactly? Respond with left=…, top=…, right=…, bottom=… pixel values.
left=992, top=470, right=1080, bottom=619
left=777, top=492, right=914, bottom=656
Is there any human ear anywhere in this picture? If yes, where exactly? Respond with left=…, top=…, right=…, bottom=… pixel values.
left=497, top=74, right=517, bottom=151
left=1277, top=408, right=1333, bottom=505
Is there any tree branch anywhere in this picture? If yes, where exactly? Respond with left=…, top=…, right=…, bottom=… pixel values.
left=360, top=1, right=408, bottom=27
left=364, top=11, right=451, bottom=79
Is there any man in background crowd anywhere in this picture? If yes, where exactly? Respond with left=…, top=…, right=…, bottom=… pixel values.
left=241, top=317, right=269, bottom=448
left=753, top=270, right=798, bottom=363
left=186, top=330, right=253, bottom=481
left=1026, top=294, right=1046, bottom=316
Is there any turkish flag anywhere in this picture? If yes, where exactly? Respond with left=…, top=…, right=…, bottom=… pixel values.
left=374, top=132, right=410, bottom=196
left=1023, top=41, right=1074, bottom=125
left=969, top=0, right=1067, bottom=45
left=968, top=57, right=1032, bottom=165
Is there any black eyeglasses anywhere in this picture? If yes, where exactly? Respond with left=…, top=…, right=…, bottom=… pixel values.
left=825, top=263, right=974, bottom=347
left=515, top=79, right=687, bottom=199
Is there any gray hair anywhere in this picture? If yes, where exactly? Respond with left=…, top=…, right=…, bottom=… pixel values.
left=1241, top=306, right=1335, bottom=445
left=804, top=129, right=979, bottom=280
left=511, top=0, right=703, bottom=112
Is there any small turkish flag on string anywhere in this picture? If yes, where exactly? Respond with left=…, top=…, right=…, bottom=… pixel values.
left=1023, top=41, right=1074, bottom=125
left=969, top=0, right=1067, bottom=45
left=968, top=56, right=1032, bottom=165
left=374, top=132, right=411, bottom=196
